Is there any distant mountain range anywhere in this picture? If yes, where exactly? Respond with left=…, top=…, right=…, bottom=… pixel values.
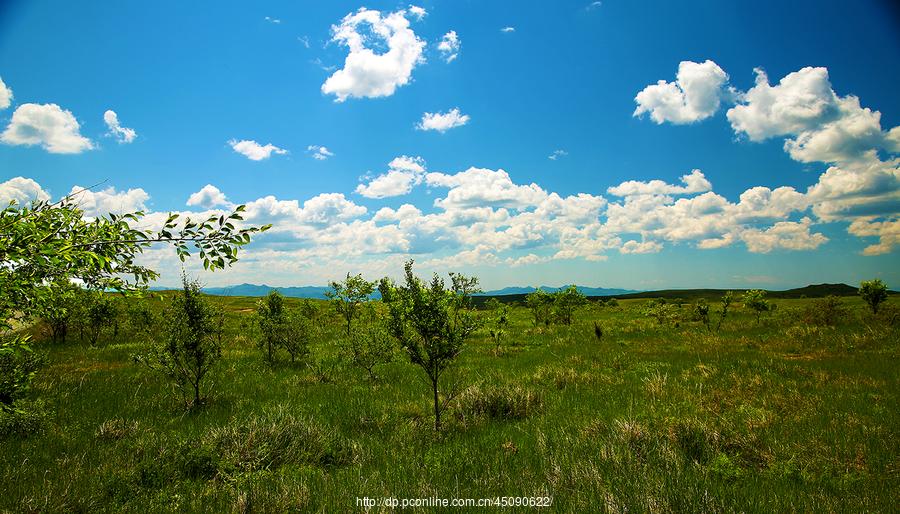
left=150, top=283, right=638, bottom=299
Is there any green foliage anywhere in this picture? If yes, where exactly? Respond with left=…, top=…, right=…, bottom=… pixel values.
left=694, top=299, right=711, bottom=331
left=742, top=289, right=771, bottom=324
left=326, top=273, right=376, bottom=335
left=485, top=298, right=511, bottom=354
left=36, top=280, right=83, bottom=343
left=255, top=291, right=311, bottom=364
left=643, top=298, right=678, bottom=326
left=84, top=291, right=119, bottom=346
left=802, top=295, right=847, bottom=326
left=0, top=336, right=45, bottom=410
left=859, top=279, right=888, bottom=315
left=453, top=384, right=543, bottom=423
left=134, top=276, right=224, bottom=408
left=386, top=260, right=481, bottom=430
left=553, top=286, right=588, bottom=325
left=715, top=291, right=734, bottom=331
left=525, top=289, right=554, bottom=326
left=338, top=317, right=394, bottom=380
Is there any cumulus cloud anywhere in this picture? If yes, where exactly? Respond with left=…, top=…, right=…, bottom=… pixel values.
left=426, top=167, right=548, bottom=210
left=1, top=103, right=94, bottom=154
left=740, top=218, right=828, bottom=253
left=408, top=5, right=427, bottom=21
left=417, top=107, right=470, bottom=132
left=634, top=60, right=731, bottom=124
left=438, top=31, right=460, bottom=63
left=68, top=185, right=150, bottom=217
left=307, top=145, right=334, bottom=160
left=321, top=8, right=426, bottom=102
left=229, top=139, right=288, bottom=161
left=0, top=176, right=50, bottom=206
left=187, top=184, right=231, bottom=209
left=0, top=76, right=12, bottom=110
left=103, top=110, right=137, bottom=144
left=607, top=169, right=711, bottom=197
left=356, top=155, right=427, bottom=198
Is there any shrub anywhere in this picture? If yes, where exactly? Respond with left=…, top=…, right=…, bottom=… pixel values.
left=385, top=260, right=481, bottom=430
left=552, top=286, right=588, bottom=325
left=134, top=275, right=223, bottom=408
left=83, top=291, right=119, bottom=346
left=643, top=298, right=677, bottom=326
left=37, top=280, right=83, bottom=343
left=715, top=291, right=734, bottom=331
left=742, top=290, right=771, bottom=324
left=525, top=289, right=554, bottom=326
left=339, top=317, right=394, bottom=380
left=802, top=295, right=847, bottom=326
left=485, top=298, right=510, bottom=354
left=326, top=273, right=376, bottom=335
left=859, top=279, right=888, bottom=315
left=255, top=291, right=311, bottom=364
left=693, top=299, right=711, bottom=330
left=0, top=336, right=45, bottom=409
left=0, top=400, right=47, bottom=438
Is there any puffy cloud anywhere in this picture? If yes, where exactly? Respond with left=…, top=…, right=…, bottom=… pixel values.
left=1, top=103, right=94, bottom=154
left=356, top=155, right=427, bottom=198
left=438, top=31, right=460, bottom=63
left=103, top=110, right=137, bottom=144
left=0, top=76, right=12, bottom=110
left=417, top=108, right=470, bottom=132
left=187, top=184, right=231, bottom=209
left=634, top=60, right=731, bottom=124
left=229, top=139, right=288, bottom=161
left=426, top=167, right=548, bottom=210
left=607, top=169, right=711, bottom=197
left=740, top=217, right=828, bottom=253
left=69, top=185, right=150, bottom=217
left=0, top=176, right=50, bottom=206
left=408, top=5, right=427, bottom=20
left=620, top=240, right=663, bottom=254
left=321, top=8, right=426, bottom=102
left=848, top=218, right=900, bottom=256
left=727, top=67, right=898, bottom=164
left=805, top=158, right=900, bottom=221
left=307, top=145, right=334, bottom=160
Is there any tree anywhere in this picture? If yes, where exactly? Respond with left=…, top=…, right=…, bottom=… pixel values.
left=859, top=279, right=888, bottom=315
left=84, top=291, right=119, bottom=346
left=552, top=286, right=588, bottom=325
left=715, top=291, right=734, bottom=331
left=134, top=275, right=223, bottom=408
left=37, top=280, right=83, bottom=343
left=693, top=299, right=711, bottom=331
left=742, top=289, right=771, bottom=324
left=485, top=298, right=510, bottom=354
left=643, top=298, right=676, bottom=326
left=326, top=273, right=376, bottom=335
left=255, top=291, right=311, bottom=364
left=525, top=289, right=554, bottom=326
left=385, top=261, right=481, bottom=430
left=339, top=316, right=394, bottom=381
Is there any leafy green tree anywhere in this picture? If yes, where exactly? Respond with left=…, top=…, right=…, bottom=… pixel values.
left=552, top=286, right=588, bottom=325
left=256, top=291, right=311, bottom=364
left=643, top=298, right=677, bottom=326
left=385, top=261, right=481, bottom=430
left=339, top=317, right=394, bottom=381
left=742, top=289, right=771, bottom=324
left=37, top=280, right=83, bottom=343
left=0, top=337, right=45, bottom=412
left=715, top=291, right=734, bottom=331
left=485, top=298, right=510, bottom=354
left=859, top=279, right=889, bottom=315
left=525, top=289, right=554, bottom=326
left=135, top=275, right=223, bottom=408
left=327, top=273, right=376, bottom=335
left=693, top=299, right=711, bottom=331
left=84, top=291, right=119, bottom=346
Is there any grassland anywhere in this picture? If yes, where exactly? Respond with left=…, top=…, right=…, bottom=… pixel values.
left=1, top=294, right=898, bottom=512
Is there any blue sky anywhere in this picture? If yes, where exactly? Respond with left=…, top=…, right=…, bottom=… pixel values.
left=1, top=0, right=898, bottom=289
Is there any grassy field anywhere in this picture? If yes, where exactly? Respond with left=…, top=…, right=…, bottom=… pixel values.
left=2, top=294, right=898, bottom=512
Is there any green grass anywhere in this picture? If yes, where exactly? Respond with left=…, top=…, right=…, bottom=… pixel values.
left=2, top=295, right=898, bottom=512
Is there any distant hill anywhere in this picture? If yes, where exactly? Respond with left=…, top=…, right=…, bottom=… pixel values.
left=478, top=285, right=638, bottom=297
left=611, top=283, right=866, bottom=301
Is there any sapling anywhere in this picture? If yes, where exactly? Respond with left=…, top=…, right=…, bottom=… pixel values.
left=859, top=279, right=888, bottom=315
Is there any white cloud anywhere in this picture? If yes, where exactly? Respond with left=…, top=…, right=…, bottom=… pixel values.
left=500, top=27, right=515, bottom=33
left=356, top=155, right=426, bottom=198
left=438, top=31, right=460, bottom=63
left=586, top=1, right=603, bottom=10
left=103, top=110, right=137, bottom=144
left=187, top=184, right=231, bottom=209
left=408, top=5, right=427, bottom=20
left=69, top=185, right=150, bottom=217
left=607, top=169, right=711, bottom=197
left=634, top=60, right=731, bottom=124
left=620, top=240, right=663, bottom=254
left=0, top=176, right=50, bottom=206
left=417, top=107, right=470, bottom=132
left=321, top=8, right=426, bottom=102
left=848, top=218, right=900, bottom=256
left=298, top=36, right=310, bottom=48
left=1, top=103, right=94, bottom=154
left=426, top=167, right=548, bottom=210
left=264, top=16, right=281, bottom=24
left=0, top=76, right=12, bottom=110
left=740, top=217, right=828, bottom=253
left=548, top=149, right=568, bottom=160
left=307, top=145, right=334, bottom=160
left=229, top=139, right=288, bottom=161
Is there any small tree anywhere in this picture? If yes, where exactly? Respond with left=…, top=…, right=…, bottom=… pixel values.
left=694, top=299, right=711, bottom=331
left=715, top=291, right=734, bottom=331
left=485, top=298, right=510, bottom=354
left=256, top=291, right=310, bottom=364
left=525, top=289, right=554, bottom=326
left=135, top=275, right=223, bottom=408
left=327, top=273, right=376, bottom=335
left=859, top=279, right=888, bottom=315
left=552, top=286, right=587, bottom=325
left=643, top=298, right=677, bottom=326
left=37, top=280, right=82, bottom=343
left=84, top=291, right=119, bottom=346
left=386, top=261, right=481, bottom=430
left=0, top=336, right=45, bottom=412
left=742, top=289, right=771, bottom=324
left=339, top=316, right=394, bottom=380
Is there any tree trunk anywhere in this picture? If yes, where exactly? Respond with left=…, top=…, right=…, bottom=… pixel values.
left=432, top=377, right=440, bottom=431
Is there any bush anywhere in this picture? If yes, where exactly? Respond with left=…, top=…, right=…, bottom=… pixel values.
left=0, top=400, right=48, bottom=438
left=256, top=291, right=312, bottom=364
left=802, top=295, right=847, bottom=326
left=484, top=298, right=510, bottom=354
left=83, top=291, right=119, bottom=346
left=339, top=318, right=394, bottom=380
left=0, top=336, right=45, bottom=409
left=742, top=290, right=771, bottom=324
left=859, top=279, right=888, bottom=315
left=134, top=275, right=223, bottom=408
